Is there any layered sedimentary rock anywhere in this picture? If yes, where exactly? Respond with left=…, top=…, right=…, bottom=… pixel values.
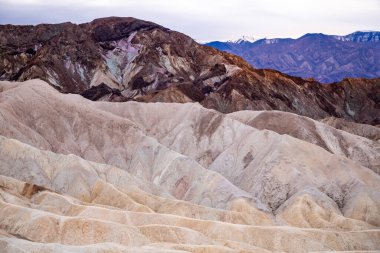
left=1, top=17, right=379, bottom=125
left=321, top=116, right=380, bottom=141
left=229, top=110, right=380, bottom=174
left=0, top=79, right=379, bottom=252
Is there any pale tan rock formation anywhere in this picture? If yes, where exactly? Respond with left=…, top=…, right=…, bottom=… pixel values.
left=228, top=110, right=380, bottom=174
left=321, top=116, right=380, bottom=142
left=0, top=80, right=379, bottom=252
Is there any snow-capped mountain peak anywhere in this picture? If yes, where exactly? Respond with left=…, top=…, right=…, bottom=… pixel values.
left=229, top=35, right=256, bottom=43
left=334, top=31, right=380, bottom=42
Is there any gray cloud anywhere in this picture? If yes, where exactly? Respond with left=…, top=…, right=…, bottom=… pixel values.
left=0, top=0, right=379, bottom=41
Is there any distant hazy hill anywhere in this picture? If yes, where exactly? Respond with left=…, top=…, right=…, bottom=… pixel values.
left=206, top=31, right=380, bottom=83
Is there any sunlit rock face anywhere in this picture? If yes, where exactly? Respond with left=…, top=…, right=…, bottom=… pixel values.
left=1, top=17, right=379, bottom=125
left=0, top=79, right=379, bottom=252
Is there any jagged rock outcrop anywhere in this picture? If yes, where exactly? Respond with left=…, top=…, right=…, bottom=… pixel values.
left=0, top=79, right=379, bottom=252
left=80, top=82, right=127, bottom=102
left=1, top=17, right=379, bottom=125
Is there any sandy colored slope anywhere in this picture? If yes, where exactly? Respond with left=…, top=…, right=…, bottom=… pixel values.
left=0, top=80, right=260, bottom=211
left=0, top=79, right=380, bottom=252
left=228, top=110, right=380, bottom=174
left=91, top=100, right=380, bottom=224
left=321, top=116, right=380, bottom=142
left=0, top=134, right=271, bottom=226
left=0, top=136, right=379, bottom=252
left=92, top=101, right=380, bottom=174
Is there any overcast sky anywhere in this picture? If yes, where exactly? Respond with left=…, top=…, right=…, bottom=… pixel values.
left=0, top=0, right=379, bottom=42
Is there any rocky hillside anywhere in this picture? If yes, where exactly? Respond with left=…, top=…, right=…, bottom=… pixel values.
left=1, top=18, right=379, bottom=125
left=0, top=79, right=379, bottom=252
left=206, top=31, right=380, bottom=83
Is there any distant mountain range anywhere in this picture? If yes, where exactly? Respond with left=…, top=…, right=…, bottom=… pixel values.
left=205, top=31, right=380, bottom=83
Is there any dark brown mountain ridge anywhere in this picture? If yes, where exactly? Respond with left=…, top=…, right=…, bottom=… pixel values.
left=0, top=17, right=379, bottom=125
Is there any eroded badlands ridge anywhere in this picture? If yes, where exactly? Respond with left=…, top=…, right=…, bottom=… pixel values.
left=0, top=79, right=379, bottom=252
left=1, top=17, right=379, bottom=125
